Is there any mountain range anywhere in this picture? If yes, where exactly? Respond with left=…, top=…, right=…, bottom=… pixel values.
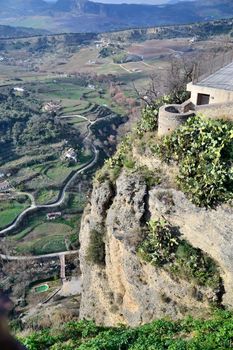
left=0, top=0, right=232, bottom=33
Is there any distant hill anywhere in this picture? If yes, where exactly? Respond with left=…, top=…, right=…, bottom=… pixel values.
left=0, top=24, right=49, bottom=38
left=0, top=0, right=49, bottom=15
left=0, top=0, right=233, bottom=33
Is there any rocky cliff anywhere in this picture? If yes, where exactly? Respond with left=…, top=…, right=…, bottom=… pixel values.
left=79, top=149, right=233, bottom=326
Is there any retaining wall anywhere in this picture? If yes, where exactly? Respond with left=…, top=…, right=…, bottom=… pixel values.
left=196, top=101, right=233, bottom=121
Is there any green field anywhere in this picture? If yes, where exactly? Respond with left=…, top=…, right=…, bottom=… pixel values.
left=0, top=199, right=29, bottom=229
left=35, top=189, right=59, bottom=205
left=7, top=211, right=82, bottom=255
left=15, top=222, right=74, bottom=255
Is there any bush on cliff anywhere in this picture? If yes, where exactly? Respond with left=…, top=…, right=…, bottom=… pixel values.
left=86, top=227, right=106, bottom=265
left=153, top=115, right=233, bottom=207
left=137, top=218, right=221, bottom=290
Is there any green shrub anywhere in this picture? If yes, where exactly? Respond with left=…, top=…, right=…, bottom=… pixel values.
left=86, top=227, right=105, bottom=265
left=137, top=218, right=221, bottom=289
left=136, top=93, right=188, bottom=136
left=138, top=218, right=179, bottom=266
left=153, top=115, right=233, bottom=207
left=95, top=134, right=134, bottom=183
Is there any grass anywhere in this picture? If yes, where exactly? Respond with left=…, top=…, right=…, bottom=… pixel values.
left=10, top=226, right=36, bottom=241
left=35, top=189, right=59, bottom=205
left=68, top=193, right=86, bottom=210
left=16, top=235, right=67, bottom=255
left=45, top=161, right=84, bottom=183
left=63, top=116, right=87, bottom=125
left=23, top=222, right=72, bottom=237
left=39, top=82, right=86, bottom=101
left=0, top=199, right=29, bottom=229
left=15, top=222, right=73, bottom=255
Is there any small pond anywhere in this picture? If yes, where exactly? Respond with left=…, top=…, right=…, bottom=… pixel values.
left=35, top=284, right=49, bottom=293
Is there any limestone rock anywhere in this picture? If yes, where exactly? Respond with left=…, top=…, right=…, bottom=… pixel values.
left=79, top=171, right=233, bottom=326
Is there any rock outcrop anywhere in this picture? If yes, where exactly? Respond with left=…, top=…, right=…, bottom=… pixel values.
left=79, top=170, right=233, bottom=326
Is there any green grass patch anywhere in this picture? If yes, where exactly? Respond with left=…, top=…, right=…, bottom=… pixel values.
left=0, top=199, right=29, bottom=229
left=16, top=235, right=66, bottom=255
left=35, top=189, right=59, bottom=205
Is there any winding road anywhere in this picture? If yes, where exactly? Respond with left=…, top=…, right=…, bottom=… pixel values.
left=0, top=114, right=102, bottom=236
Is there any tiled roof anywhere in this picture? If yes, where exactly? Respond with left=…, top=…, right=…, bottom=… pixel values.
left=197, top=62, right=233, bottom=91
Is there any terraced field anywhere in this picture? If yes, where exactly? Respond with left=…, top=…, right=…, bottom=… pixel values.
left=0, top=75, right=129, bottom=254
left=7, top=213, right=81, bottom=255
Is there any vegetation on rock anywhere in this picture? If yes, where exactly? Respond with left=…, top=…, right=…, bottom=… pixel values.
left=153, top=116, right=233, bottom=207
left=86, top=227, right=106, bottom=265
left=138, top=218, right=221, bottom=290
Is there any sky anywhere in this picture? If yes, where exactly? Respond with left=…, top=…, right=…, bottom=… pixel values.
left=90, top=1, right=172, bottom=3
left=92, top=0, right=169, bottom=5
left=89, top=0, right=195, bottom=3
left=45, top=0, right=195, bottom=3
left=45, top=0, right=186, bottom=3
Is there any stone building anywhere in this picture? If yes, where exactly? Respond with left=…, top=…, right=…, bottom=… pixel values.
left=158, top=62, right=233, bottom=136
left=187, top=62, right=233, bottom=105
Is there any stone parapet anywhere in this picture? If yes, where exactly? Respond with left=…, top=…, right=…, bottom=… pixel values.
left=158, top=103, right=195, bottom=136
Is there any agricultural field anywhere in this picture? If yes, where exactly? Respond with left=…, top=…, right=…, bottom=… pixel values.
left=6, top=211, right=82, bottom=255
left=0, top=196, right=30, bottom=229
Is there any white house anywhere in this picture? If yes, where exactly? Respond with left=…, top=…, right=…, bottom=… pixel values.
left=13, top=87, right=25, bottom=93
left=63, top=148, right=77, bottom=163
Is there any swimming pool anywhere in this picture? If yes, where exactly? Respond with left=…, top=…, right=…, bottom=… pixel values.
left=35, top=284, right=49, bottom=293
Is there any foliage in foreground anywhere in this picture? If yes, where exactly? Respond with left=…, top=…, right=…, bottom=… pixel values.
left=21, top=311, right=233, bottom=350
left=137, top=218, right=221, bottom=290
left=153, top=116, right=233, bottom=207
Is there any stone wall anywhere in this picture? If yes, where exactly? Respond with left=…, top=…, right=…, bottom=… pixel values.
left=158, top=100, right=233, bottom=137
left=158, top=103, right=195, bottom=136
left=196, top=101, right=233, bottom=121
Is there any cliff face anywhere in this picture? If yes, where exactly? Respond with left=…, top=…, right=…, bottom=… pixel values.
left=79, top=169, right=233, bottom=326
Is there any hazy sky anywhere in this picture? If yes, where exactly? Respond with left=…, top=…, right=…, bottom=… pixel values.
left=45, top=0, right=194, bottom=3
left=91, top=1, right=172, bottom=3
left=45, top=0, right=180, bottom=3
